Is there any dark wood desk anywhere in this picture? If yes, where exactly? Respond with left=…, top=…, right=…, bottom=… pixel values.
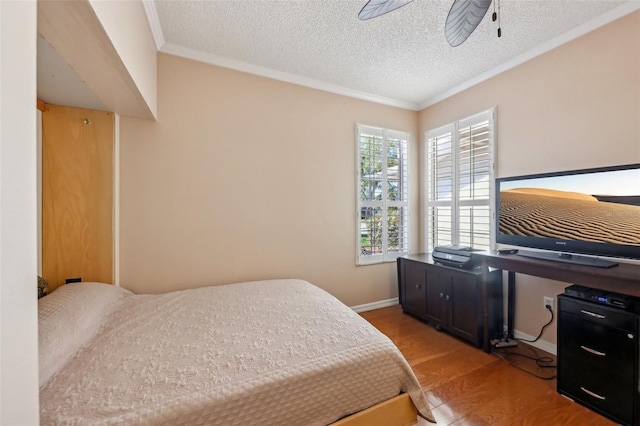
left=476, top=250, right=640, bottom=352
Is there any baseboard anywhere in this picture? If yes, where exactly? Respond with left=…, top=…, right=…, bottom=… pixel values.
left=511, top=328, right=557, bottom=356
left=351, top=300, right=558, bottom=355
left=351, top=298, right=399, bottom=313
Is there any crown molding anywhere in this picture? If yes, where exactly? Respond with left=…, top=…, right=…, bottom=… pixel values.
left=159, top=42, right=420, bottom=111
left=417, top=1, right=640, bottom=110
left=144, top=0, right=638, bottom=113
left=142, top=0, right=164, bottom=50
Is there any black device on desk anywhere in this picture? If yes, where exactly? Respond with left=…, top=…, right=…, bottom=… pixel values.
left=564, top=284, right=637, bottom=311
left=431, top=245, right=479, bottom=269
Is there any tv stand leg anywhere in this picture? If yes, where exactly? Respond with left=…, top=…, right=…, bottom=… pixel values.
left=507, top=271, right=516, bottom=339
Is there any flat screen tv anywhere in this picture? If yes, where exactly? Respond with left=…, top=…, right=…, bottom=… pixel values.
left=495, top=163, right=640, bottom=267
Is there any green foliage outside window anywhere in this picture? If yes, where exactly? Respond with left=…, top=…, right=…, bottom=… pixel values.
left=359, top=135, right=405, bottom=256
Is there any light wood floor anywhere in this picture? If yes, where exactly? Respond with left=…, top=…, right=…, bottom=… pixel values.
left=360, top=305, right=616, bottom=426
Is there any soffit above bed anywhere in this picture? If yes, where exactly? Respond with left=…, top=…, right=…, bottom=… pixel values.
left=148, top=0, right=637, bottom=110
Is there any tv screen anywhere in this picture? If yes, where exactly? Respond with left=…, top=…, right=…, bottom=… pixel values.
left=496, top=163, right=640, bottom=266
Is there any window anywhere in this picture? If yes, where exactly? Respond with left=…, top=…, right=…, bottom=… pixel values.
left=356, top=124, right=409, bottom=265
left=425, top=108, right=495, bottom=252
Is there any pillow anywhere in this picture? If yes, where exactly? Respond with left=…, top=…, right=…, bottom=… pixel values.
left=38, top=282, right=133, bottom=387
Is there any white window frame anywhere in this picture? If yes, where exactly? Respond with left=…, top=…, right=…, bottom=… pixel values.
left=424, top=107, right=497, bottom=252
left=356, top=124, right=410, bottom=265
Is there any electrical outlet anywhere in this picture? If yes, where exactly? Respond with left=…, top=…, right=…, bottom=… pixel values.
left=544, top=297, right=554, bottom=311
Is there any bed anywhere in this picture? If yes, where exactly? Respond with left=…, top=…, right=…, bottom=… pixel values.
left=39, top=279, right=434, bottom=425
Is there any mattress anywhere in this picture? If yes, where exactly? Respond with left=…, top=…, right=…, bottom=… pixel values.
left=39, top=279, right=433, bottom=425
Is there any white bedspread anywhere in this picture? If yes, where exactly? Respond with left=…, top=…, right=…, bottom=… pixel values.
left=40, top=279, right=433, bottom=425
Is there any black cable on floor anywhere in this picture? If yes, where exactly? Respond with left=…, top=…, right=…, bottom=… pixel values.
left=492, top=347, right=557, bottom=380
left=517, top=304, right=554, bottom=343
left=492, top=305, right=557, bottom=380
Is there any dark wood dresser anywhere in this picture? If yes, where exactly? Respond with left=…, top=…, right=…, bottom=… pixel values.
left=397, top=254, right=503, bottom=348
left=558, top=294, right=639, bottom=425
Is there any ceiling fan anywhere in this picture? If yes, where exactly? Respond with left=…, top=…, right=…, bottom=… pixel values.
left=358, top=0, right=501, bottom=47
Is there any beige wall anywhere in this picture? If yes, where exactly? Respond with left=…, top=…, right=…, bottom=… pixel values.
left=119, top=53, right=419, bottom=306
left=419, top=11, right=640, bottom=348
left=120, top=11, right=638, bottom=346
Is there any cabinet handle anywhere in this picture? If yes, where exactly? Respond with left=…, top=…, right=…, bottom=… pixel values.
left=445, top=294, right=450, bottom=301
left=415, top=284, right=422, bottom=289
left=580, top=309, right=606, bottom=319
left=439, top=292, right=444, bottom=298
left=580, top=387, right=606, bottom=401
left=580, top=345, right=606, bottom=357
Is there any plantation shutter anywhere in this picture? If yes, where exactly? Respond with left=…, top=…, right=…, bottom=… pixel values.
left=425, top=109, right=495, bottom=252
left=425, top=125, right=454, bottom=252
left=457, top=114, right=492, bottom=249
left=356, top=125, right=409, bottom=265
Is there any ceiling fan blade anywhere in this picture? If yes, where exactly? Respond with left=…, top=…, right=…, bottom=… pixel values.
left=445, top=0, right=492, bottom=47
left=358, top=0, right=414, bottom=21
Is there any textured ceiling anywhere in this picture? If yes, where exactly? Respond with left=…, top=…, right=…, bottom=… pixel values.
left=153, top=0, right=634, bottom=109
left=36, top=1, right=637, bottom=112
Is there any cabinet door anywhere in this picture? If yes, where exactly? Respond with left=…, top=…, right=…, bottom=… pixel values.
left=425, top=266, right=447, bottom=328
left=42, top=104, right=114, bottom=291
left=447, top=272, right=480, bottom=345
left=400, top=260, right=427, bottom=318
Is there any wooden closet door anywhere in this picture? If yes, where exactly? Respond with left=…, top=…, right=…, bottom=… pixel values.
left=42, top=104, right=113, bottom=291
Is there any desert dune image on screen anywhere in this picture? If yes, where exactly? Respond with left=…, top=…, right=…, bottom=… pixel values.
left=499, top=169, right=640, bottom=246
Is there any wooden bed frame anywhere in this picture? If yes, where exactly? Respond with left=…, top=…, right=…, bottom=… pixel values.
left=332, top=393, right=419, bottom=426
